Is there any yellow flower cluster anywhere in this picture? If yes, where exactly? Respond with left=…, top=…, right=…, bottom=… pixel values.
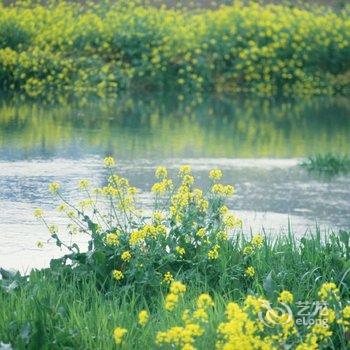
left=244, top=266, right=255, bottom=278
left=49, top=181, right=60, bottom=194
left=209, top=169, right=222, bottom=180
left=78, top=179, right=90, bottom=190
left=339, top=306, right=350, bottom=331
left=169, top=168, right=210, bottom=223
left=105, top=232, right=119, bottom=247
left=251, top=234, right=264, bottom=248
left=163, top=271, right=174, bottom=283
left=113, top=282, right=349, bottom=348
left=223, top=214, right=242, bottom=229
left=243, top=234, right=265, bottom=255
left=218, top=294, right=299, bottom=349
left=318, top=282, right=340, bottom=301
left=211, top=184, right=234, bottom=196
left=157, top=288, right=212, bottom=349
left=156, top=323, right=204, bottom=350
left=129, top=224, right=167, bottom=245
left=151, top=179, right=173, bottom=194
left=196, top=293, right=214, bottom=309
left=121, top=250, right=132, bottom=262
left=104, top=156, right=115, bottom=167
left=176, top=246, right=186, bottom=256
left=155, top=166, right=168, bottom=179
left=113, top=327, right=127, bottom=345
left=207, top=244, right=220, bottom=260
left=34, top=208, right=43, bottom=218
left=112, top=269, right=124, bottom=281
left=278, top=290, right=294, bottom=304
left=165, top=281, right=186, bottom=311
left=44, top=159, right=246, bottom=295
left=138, top=310, right=149, bottom=327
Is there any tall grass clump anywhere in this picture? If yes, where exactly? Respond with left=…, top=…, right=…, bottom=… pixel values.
left=300, top=154, right=350, bottom=177
left=1, top=157, right=348, bottom=348
left=0, top=1, right=349, bottom=98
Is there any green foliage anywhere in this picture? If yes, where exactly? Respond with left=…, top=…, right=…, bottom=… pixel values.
left=300, top=154, right=350, bottom=177
left=0, top=1, right=349, bottom=98
left=0, top=19, right=31, bottom=51
left=0, top=229, right=350, bottom=348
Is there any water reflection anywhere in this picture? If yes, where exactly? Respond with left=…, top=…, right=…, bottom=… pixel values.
left=0, top=94, right=349, bottom=159
left=0, top=94, right=349, bottom=270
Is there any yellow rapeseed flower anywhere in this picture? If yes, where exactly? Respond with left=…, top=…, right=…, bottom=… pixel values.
left=209, top=169, right=223, bottom=180
left=49, top=182, right=60, bottom=194
left=176, top=246, right=186, bottom=256
left=34, top=208, right=43, bottom=218
left=278, top=290, right=294, bottom=304
left=179, top=165, right=191, bottom=176
left=196, top=228, right=206, bottom=238
left=113, top=327, right=127, bottom=345
left=105, top=232, right=120, bottom=246
left=104, top=156, right=115, bottom=167
left=338, top=305, right=350, bottom=330
left=251, top=234, right=264, bottom=248
left=165, top=293, right=179, bottom=311
left=138, top=310, right=149, bottom=326
left=318, top=282, right=340, bottom=301
left=155, top=166, right=168, bottom=179
left=197, top=293, right=214, bottom=309
left=78, top=179, right=90, bottom=189
left=245, top=266, right=255, bottom=278
left=243, top=245, right=254, bottom=255
left=170, top=281, right=187, bottom=295
left=112, top=269, right=124, bottom=281
left=163, top=272, right=174, bottom=283
left=207, top=244, right=220, bottom=260
left=121, top=251, right=131, bottom=262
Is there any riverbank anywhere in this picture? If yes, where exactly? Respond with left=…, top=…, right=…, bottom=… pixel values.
left=0, top=1, right=349, bottom=98
left=1, top=159, right=349, bottom=348
left=1, top=229, right=349, bottom=349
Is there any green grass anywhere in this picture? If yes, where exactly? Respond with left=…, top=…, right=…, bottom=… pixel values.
left=300, top=154, right=350, bottom=177
left=1, top=229, right=349, bottom=349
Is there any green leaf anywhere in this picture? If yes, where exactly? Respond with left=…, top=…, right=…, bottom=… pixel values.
left=3, top=280, right=19, bottom=293
left=50, top=258, right=64, bottom=269
left=0, top=268, right=18, bottom=280
left=339, top=230, right=349, bottom=247
left=263, top=271, right=277, bottom=298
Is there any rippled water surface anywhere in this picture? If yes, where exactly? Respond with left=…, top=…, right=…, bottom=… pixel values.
left=0, top=95, right=349, bottom=271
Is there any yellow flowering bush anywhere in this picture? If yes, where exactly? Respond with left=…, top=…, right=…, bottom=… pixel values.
left=39, top=157, right=242, bottom=290
left=0, top=1, right=349, bottom=98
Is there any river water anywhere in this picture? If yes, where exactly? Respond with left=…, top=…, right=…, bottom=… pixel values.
left=0, top=94, right=349, bottom=271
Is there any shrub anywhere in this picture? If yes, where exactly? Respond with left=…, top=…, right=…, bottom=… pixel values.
left=37, top=159, right=241, bottom=292
left=0, top=1, right=349, bottom=98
